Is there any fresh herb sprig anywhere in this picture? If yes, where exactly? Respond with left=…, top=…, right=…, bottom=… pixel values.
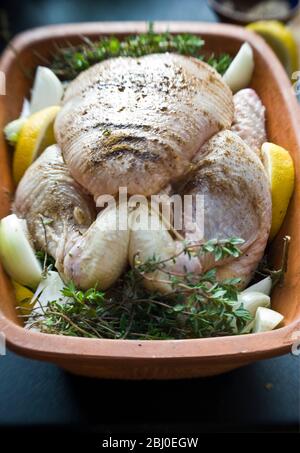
left=27, top=237, right=252, bottom=340
left=205, top=53, right=233, bottom=75
left=50, top=25, right=231, bottom=79
left=199, top=237, right=245, bottom=261
left=135, top=237, right=245, bottom=276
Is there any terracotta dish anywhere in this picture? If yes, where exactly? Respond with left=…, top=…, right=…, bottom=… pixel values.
left=0, top=22, right=300, bottom=379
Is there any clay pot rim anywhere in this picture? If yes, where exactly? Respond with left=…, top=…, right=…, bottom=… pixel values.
left=1, top=314, right=299, bottom=360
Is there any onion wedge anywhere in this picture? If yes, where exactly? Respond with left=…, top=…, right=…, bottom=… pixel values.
left=30, top=66, right=63, bottom=113
left=243, top=277, right=272, bottom=296
left=223, top=43, right=254, bottom=93
left=253, top=307, right=284, bottom=333
left=0, top=214, right=42, bottom=288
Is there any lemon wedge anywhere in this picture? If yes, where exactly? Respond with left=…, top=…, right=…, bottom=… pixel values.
left=262, top=142, right=295, bottom=241
left=12, top=281, right=34, bottom=316
left=13, top=105, right=60, bottom=184
left=247, top=21, right=298, bottom=77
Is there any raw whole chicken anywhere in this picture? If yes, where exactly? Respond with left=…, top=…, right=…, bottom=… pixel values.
left=231, top=88, right=267, bottom=157
left=14, top=54, right=271, bottom=292
left=55, top=53, right=234, bottom=199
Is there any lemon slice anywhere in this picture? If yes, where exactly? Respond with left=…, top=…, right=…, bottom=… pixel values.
left=12, top=281, right=34, bottom=316
left=13, top=105, right=60, bottom=184
left=247, top=21, right=298, bottom=76
left=262, top=142, right=295, bottom=241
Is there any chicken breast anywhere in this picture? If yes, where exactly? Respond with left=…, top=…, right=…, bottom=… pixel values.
left=231, top=88, right=267, bottom=157
left=184, top=130, right=271, bottom=286
left=14, top=145, right=96, bottom=259
left=55, top=53, right=234, bottom=198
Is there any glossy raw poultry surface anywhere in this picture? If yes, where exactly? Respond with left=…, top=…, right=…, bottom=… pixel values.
left=14, top=146, right=129, bottom=289
left=232, top=88, right=267, bottom=157
left=129, top=130, right=271, bottom=292
left=186, top=130, right=271, bottom=286
left=55, top=53, right=234, bottom=199
left=14, top=145, right=96, bottom=260
left=15, top=54, right=271, bottom=290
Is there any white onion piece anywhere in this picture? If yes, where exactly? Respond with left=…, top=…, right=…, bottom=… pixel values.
left=253, top=307, right=284, bottom=333
left=0, top=214, right=42, bottom=288
left=30, top=66, right=63, bottom=113
left=26, top=271, right=70, bottom=329
left=238, top=291, right=270, bottom=316
left=30, top=271, right=69, bottom=315
left=243, top=276, right=272, bottom=296
left=20, top=98, right=31, bottom=118
left=223, top=43, right=254, bottom=93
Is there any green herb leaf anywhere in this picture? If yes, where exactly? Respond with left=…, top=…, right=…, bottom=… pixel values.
left=206, top=53, right=232, bottom=75
left=27, top=236, right=251, bottom=340
left=50, top=24, right=230, bottom=80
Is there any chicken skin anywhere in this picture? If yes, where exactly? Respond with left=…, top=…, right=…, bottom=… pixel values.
left=14, top=145, right=96, bottom=260
left=183, top=130, right=271, bottom=286
left=130, top=131, right=272, bottom=291
left=14, top=145, right=130, bottom=290
left=232, top=88, right=267, bottom=157
left=55, top=53, right=234, bottom=199
left=14, top=56, right=271, bottom=292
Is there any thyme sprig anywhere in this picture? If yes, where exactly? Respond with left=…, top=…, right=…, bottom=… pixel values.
left=50, top=25, right=231, bottom=80
left=26, top=237, right=252, bottom=339
left=134, top=237, right=245, bottom=277
left=199, top=237, right=245, bottom=261
left=205, top=53, right=232, bottom=75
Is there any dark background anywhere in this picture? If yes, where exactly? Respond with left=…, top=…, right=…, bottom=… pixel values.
left=0, top=0, right=216, bottom=36
left=0, top=0, right=299, bottom=435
